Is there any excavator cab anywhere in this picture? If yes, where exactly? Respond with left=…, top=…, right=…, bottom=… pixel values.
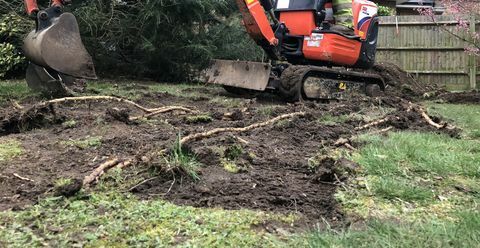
left=273, top=0, right=379, bottom=68
left=23, top=2, right=96, bottom=96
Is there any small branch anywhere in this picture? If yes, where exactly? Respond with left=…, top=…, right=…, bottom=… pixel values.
left=164, top=175, right=176, bottom=196
left=13, top=173, right=34, bottom=182
left=180, top=112, right=306, bottom=145
left=128, top=176, right=159, bottom=192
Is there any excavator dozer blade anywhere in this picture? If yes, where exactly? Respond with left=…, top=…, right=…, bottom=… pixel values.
left=23, top=10, right=96, bottom=80
left=203, top=60, right=271, bottom=91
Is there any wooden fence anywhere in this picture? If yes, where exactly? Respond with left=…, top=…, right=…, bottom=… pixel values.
left=377, top=15, right=479, bottom=91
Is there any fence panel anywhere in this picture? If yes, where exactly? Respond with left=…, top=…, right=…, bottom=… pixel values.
left=377, top=15, right=479, bottom=91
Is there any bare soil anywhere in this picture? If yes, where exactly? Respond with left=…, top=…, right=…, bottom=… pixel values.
left=0, top=77, right=463, bottom=225
left=438, top=90, right=480, bottom=104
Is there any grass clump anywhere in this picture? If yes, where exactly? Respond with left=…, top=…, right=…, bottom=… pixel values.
left=166, top=136, right=202, bottom=180
left=185, top=114, right=213, bottom=124
left=54, top=178, right=73, bottom=188
left=0, top=139, right=23, bottom=162
left=257, top=106, right=277, bottom=116
left=222, top=160, right=240, bottom=173
left=62, top=120, right=77, bottom=129
left=62, top=136, right=102, bottom=149
left=225, top=144, right=243, bottom=160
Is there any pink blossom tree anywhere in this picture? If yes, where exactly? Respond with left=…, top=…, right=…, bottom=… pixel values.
left=418, top=0, right=480, bottom=56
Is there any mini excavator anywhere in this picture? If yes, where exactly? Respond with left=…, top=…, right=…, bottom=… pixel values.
left=204, top=0, right=384, bottom=101
left=22, top=0, right=96, bottom=96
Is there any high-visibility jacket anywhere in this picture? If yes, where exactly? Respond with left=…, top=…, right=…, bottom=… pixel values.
left=333, top=0, right=353, bottom=28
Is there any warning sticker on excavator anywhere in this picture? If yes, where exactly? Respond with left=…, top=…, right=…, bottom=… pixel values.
left=305, top=34, right=324, bottom=47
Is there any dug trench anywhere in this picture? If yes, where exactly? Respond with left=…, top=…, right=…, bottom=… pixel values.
left=0, top=76, right=461, bottom=227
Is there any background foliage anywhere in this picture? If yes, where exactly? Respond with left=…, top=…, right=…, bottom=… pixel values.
left=0, top=1, right=31, bottom=78
left=0, top=0, right=263, bottom=81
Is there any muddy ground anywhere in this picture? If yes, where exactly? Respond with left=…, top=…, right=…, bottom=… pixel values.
left=0, top=78, right=468, bottom=227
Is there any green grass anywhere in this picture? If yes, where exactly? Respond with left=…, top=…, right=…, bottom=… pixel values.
left=0, top=193, right=295, bottom=247
left=342, top=132, right=480, bottom=219
left=299, top=130, right=480, bottom=247
left=87, top=81, right=209, bottom=100
left=0, top=139, right=23, bottom=162
left=317, top=114, right=350, bottom=125
left=426, top=103, right=480, bottom=139
left=61, top=136, right=102, bottom=149
left=354, top=132, right=480, bottom=179
left=295, top=211, right=480, bottom=248
left=0, top=80, right=38, bottom=103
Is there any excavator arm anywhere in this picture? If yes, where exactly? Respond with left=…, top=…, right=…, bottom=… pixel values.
left=24, top=0, right=65, bottom=15
left=236, top=0, right=286, bottom=60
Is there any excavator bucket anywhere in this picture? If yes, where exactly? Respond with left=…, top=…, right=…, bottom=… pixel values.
left=203, top=60, right=272, bottom=91
left=23, top=7, right=96, bottom=96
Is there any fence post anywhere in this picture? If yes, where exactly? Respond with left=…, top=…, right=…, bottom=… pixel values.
left=469, top=15, right=477, bottom=90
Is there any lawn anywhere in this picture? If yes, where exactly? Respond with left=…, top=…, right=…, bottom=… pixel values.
left=0, top=80, right=479, bottom=247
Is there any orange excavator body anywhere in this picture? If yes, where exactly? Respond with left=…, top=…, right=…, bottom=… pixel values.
left=205, top=0, right=384, bottom=101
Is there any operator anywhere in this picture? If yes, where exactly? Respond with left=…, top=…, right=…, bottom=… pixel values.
left=329, top=0, right=355, bottom=36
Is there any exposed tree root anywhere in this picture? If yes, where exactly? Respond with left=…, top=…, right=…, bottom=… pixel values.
left=83, top=112, right=306, bottom=187
left=44, top=96, right=154, bottom=113
left=130, top=106, right=197, bottom=121
left=83, top=158, right=120, bottom=186
left=180, top=112, right=306, bottom=145
left=355, top=117, right=390, bottom=131
left=41, top=96, right=196, bottom=116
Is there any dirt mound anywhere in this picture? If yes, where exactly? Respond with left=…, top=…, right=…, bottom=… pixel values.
left=373, top=62, right=437, bottom=100
left=0, top=105, right=65, bottom=136
left=438, top=90, right=480, bottom=104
